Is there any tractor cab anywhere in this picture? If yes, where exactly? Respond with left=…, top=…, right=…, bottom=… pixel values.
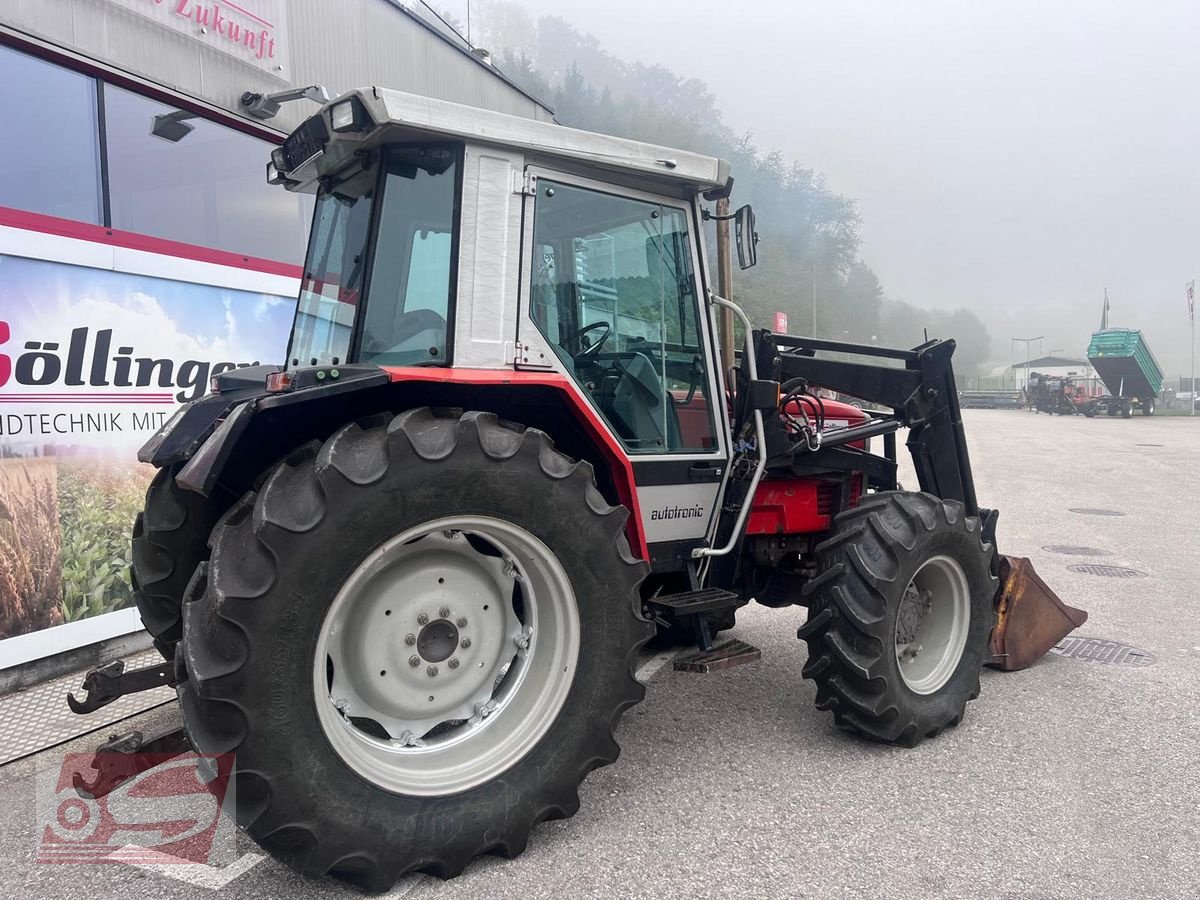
left=272, top=88, right=737, bottom=461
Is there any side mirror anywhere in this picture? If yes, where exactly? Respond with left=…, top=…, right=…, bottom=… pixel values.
left=735, top=204, right=758, bottom=269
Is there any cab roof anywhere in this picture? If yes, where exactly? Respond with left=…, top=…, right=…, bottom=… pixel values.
left=283, top=87, right=731, bottom=194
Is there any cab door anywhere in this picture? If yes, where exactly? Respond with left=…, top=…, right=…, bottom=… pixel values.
left=516, top=169, right=730, bottom=570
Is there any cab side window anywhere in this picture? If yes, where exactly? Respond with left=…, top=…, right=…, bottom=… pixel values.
left=529, top=180, right=716, bottom=453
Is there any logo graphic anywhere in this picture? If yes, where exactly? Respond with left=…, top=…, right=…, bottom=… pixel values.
left=0, top=320, right=10, bottom=387
left=0, top=323, right=257, bottom=403
left=37, top=753, right=235, bottom=865
left=649, top=504, right=706, bottom=521
left=108, top=0, right=289, bottom=71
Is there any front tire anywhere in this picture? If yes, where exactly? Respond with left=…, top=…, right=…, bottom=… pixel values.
left=798, top=491, right=996, bottom=747
left=178, top=409, right=650, bottom=889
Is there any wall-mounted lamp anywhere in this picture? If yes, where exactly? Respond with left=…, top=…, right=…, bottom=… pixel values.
left=151, top=109, right=200, bottom=142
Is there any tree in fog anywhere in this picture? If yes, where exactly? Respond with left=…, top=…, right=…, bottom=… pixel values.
left=479, top=4, right=992, bottom=374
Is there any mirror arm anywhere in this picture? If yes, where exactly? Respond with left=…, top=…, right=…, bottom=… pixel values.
left=701, top=208, right=737, bottom=222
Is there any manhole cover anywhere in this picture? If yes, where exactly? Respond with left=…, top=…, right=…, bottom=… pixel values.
left=1051, top=637, right=1154, bottom=667
left=1042, top=545, right=1112, bottom=556
left=1067, top=564, right=1147, bottom=578
left=1068, top=508, right=1125, bottom=517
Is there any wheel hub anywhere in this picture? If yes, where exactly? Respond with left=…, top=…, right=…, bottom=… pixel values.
left=894, top=554, right=971, bottom=695
left=417, top=619, right=460, bottom=663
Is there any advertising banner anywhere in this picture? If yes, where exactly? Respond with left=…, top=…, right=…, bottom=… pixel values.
left=0, top=253, right=294, bottom=651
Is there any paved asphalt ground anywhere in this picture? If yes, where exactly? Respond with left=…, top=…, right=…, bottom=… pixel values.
left=1, top=409, right=1198, bottom=900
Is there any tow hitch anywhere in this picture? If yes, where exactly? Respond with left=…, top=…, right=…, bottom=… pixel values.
left=66, top=659, right=176, bottom=714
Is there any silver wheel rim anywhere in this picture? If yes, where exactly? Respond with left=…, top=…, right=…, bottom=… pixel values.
left=313, top=515, right=580, bottom=796
left=894, top=554, right=971, bottom=695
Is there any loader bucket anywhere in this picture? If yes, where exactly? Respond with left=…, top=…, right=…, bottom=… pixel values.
left=987, top=556, right=1088, bottom=671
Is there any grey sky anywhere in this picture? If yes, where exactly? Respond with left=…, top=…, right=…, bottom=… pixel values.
left=485, top=0, right=1199, bottom=376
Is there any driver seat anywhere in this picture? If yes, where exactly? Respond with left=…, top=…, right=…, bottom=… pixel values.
left=605, top=352, right=682, bottom=450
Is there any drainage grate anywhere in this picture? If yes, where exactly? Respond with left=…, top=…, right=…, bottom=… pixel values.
left=1135, top=443, right=1164, bottom=447
left=1068, top=508, right=1125, bottom=516
left=1067, top=564, right=1147, bottom=578
left=1051, top=637, right=1154, bottom=667
left=1042, top=545, right=1112, bottom=556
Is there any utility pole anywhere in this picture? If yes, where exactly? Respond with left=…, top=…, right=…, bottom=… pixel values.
left=811, top=263, right=817, bottom=337
left=1012, top=336, right=1044, bottom=404
left=715, top=196, right=735, bottom=376
left=1189, top=281, right=1196, bottom=416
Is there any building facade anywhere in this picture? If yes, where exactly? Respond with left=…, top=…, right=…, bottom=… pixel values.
left=0, top=0, right=552, bottom=670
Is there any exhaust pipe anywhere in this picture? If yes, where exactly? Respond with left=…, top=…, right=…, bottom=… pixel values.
left=987, top=556, right=1088, bottom=671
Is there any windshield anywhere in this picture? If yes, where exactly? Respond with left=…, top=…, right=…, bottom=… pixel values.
left=287, top=160, right=376, bottom=368
left=286, top=145, right=459, bottom=370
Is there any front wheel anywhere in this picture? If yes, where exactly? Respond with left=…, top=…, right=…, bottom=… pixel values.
left=177, top=410, right=650, bottom=889
left=798, top=491, right=996, bottom=747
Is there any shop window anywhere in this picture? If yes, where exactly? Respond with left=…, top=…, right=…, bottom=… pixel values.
left=0, top=45, right=102, bottom=223
left=103, top=84, right=311, bottom=265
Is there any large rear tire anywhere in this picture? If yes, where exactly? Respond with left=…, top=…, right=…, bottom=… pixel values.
left=177, top=409, right=650, bottom=890
left=798, top=491, right=996, bottom=747
left=131, top=465, right=226, bottom=659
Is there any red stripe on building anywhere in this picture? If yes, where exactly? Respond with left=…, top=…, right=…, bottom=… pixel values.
left=0, top=206, right=304, bottom=279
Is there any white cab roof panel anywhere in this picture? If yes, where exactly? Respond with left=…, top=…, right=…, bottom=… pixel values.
left=353, top=87, right=730, bottom=191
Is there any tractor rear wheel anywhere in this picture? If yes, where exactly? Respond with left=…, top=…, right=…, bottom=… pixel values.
left=798, top=491, right=996, bottom=747
left=177, top=409, right=650, bottom=889
left=131, top=465, right=226, bottom=659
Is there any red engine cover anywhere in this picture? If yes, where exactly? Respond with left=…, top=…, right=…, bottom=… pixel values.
left=782, top=396, right=869, bottom=448
left=745, top=397, right=868, bottom=535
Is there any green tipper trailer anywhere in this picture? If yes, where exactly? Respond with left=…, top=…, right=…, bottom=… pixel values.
left=1084, top=328, right=1164, bottom=417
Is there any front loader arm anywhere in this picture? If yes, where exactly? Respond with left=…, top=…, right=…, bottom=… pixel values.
left=755, top=332, right=978, bottom=514
left=745, top=330, right=1086, bottom=671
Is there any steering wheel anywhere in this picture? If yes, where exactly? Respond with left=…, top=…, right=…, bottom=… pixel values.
left=564, top=321, right=611, bottom=360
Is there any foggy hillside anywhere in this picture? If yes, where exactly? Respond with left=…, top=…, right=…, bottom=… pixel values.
left=452, top=0, right=1198, bottom=381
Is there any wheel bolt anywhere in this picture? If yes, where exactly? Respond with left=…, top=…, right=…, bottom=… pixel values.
left=409, top=655, right=420, bottom=667
left=427, top=665, right=439, bottom=677
left=461, top=638, right=471, bottom=649
left=417, top=613, right=429, bottom=626
left=404, top=633, right=416, bottom=646
left=439, top=606, right=451, bottom=618
left=448, top=658, right=460, bottom=669
left=456, top=617, right=467, bottom=628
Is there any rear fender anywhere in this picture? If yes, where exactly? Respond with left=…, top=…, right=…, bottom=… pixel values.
left=149, top=365, right=649, bottom=560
